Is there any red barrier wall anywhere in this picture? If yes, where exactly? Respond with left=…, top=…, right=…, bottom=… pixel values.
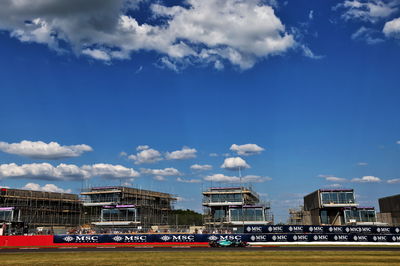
left=0, top=235, right=53, bottom=247
left=0, top=236, right=208, bottom=248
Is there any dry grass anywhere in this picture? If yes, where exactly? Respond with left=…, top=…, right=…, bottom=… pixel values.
left=1, top=250, right=400, bottom=265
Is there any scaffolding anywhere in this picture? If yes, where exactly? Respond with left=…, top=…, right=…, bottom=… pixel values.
left=288, top=206, right=305, bottom=225
left=0, top=188, right=81, bottom=229
left=80, top=186, right=176, bottom=228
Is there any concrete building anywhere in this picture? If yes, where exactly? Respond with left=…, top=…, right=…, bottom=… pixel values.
left=80, top=186, right=176, bottom=228
left=378, top=194, right=400, bottom=226
left=303, top=189, right=376, bottom=225
left=202, top=186, right=272, bottom=230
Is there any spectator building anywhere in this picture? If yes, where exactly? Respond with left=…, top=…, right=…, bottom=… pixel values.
left=202, top=186, right=272, bottom=231
left=80, top=186, right=176, bottom=228
left=303, top=189, right=376, bottom=225
left=0, top=187, right=81, bottom=234
left=378, top=194, right=400, bottom=226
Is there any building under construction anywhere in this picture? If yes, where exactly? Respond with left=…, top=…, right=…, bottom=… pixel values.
left=80, top=186, right=176, bottom=228
left=0, top=187, right=81, bottom=232
left=202, top=186, right=273, bottom=231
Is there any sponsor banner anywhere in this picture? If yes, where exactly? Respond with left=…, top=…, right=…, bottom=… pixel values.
left=54, top=233, right=400, bottom=244
left=244, top=225, right=400, bottom=235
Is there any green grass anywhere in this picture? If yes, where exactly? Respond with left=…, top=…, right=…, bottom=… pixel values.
left=1, top=251, right=400, bottom=265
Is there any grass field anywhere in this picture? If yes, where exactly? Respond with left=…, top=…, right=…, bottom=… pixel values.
left=1, top=250, right=400, bottom=265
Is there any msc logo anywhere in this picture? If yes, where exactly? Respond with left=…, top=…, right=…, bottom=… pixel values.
left=75, top=236, right=99, bottom=242
left=395, top=228, right=400, bottom=233
left=308, top=226, right=323, bottom=232
left=220, top=235, right=241, bottom=241
left=292, top=235, right=308, bottom=241
left=373, top=236, right=387, bottom=242
left=288, top=226, right=303, bottom=232
left=345, top=227, right=371, bottom=233
left=333, top=235, right=348, bottom=241
left=271, top=235, right=287, bottom=241
left=123, top=235, right=147, bottom=242
left=161, top=235, right=171, bottom=241
left=353, top=235, right=368, bottom=241
left=328, top=227, right=343, bottom=233
left=208, top=235, right=219, bottom=241
left=112, top=236, right=123, bottom=242
left=246, top=226, right=262, bottom=232
left=267, top=226, right=283, bottom=232
left=62, top=236, right=74, bottom=242
left=250, top=235, right=267, bottom=241
left=392, top=236, right=400, bottom=242
left=376, top=227, right=390, bottom=233
left=313, top=235, right=328, bottom=241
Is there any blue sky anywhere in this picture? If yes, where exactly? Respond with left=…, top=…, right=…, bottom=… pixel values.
left=1, top=0, right=400, bottom=222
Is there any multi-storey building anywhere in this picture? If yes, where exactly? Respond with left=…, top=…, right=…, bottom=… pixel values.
left=0, top=187, right=81, bottom=233
left=303, top=189, right=376, bottom=225
left=80, top=186, right=176, bottom=227
left=378, top=194, right=400, bottom=226
left=202, top=186, right=272, bottom=230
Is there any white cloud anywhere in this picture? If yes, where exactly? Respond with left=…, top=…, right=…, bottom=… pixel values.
left=351, top=175, right=381, bottom=183
left=82, top=48, right=111, bottom=61
left=383, top=17, right=400, bottom=38
left=82, top=163, right=140, bottom=179
left=318, top=174, right=348, bottom=182
left=221, top=157, right=250, bottom=170
left=153, top=175, right=166, bottom=181
left=397, top=140, right=400, bottom=144
left=0, top=163, right=89, bottom=180
left=0, top=0, right=296, bottom=70
left=357, top=162, right=368, bottom=166
left=141, top=167, right=181, bottom=176
left=128, top=146, right=163, bottom=164
left=0, top=163, right=139, bottom=180
left=0, top=140, right=92, bottom=159
left=190, top=164, right=213, bottom=171
left=326, top=183, right=344, bottom=188
left=334, top=0, right=398, bottom=23
left=136, top=145, right=150, bottom=151
left=309, top=10, right=314, bottom=20
left=165, top=147, right=197, bottom=160
left=209, top=153, right=218, bottom=157
left=177, top=177, right=202, bottom=183
left=387, top=178, right=400, bottom=184
left=22, top=183, right=72, bottom=193
left=230, top=143, right=265, bottom=156
left=351, top=26, right=384, bottom=44
left=204, top=173, right=271, bottom=183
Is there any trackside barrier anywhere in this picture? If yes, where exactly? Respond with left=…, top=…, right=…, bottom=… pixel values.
left=243, top=225, right=400, bottom=234
left=53, top=233, right=400, bottom=244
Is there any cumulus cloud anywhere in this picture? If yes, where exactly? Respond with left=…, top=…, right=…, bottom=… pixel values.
left=334, top=0, right=398, bottom=23
left=177, top=177, right=202, bottom=183
left=190, top=164, right=213, bottom=171
left=0, top=163, right=139, bottom=180
left=165, top=147, right=197, bottom=160
left=141, top=167, right=181, bottom=176
left=357, top=162, right=368, bottom=166
left=82, top=163, right=140, bottom=179
left=0, top=0, right=296, bottom=70
left=204, top=174, right=271, bottom=183
left=230, top=144, right=265, bottom=156
left=383, top=17, right=400, bottom=38
left=351, top=175, right=381, bottom=183
left=0, top=140, right=92, bottom=159
left=128, top=146, right=163, bottom=164
left=22, top=183, right=72, bottom=193
left=153, top=175, right=166, bottom=181
left=221, top=157, right=250, bottom=170
left=387, top=178, right=400, bottom=183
